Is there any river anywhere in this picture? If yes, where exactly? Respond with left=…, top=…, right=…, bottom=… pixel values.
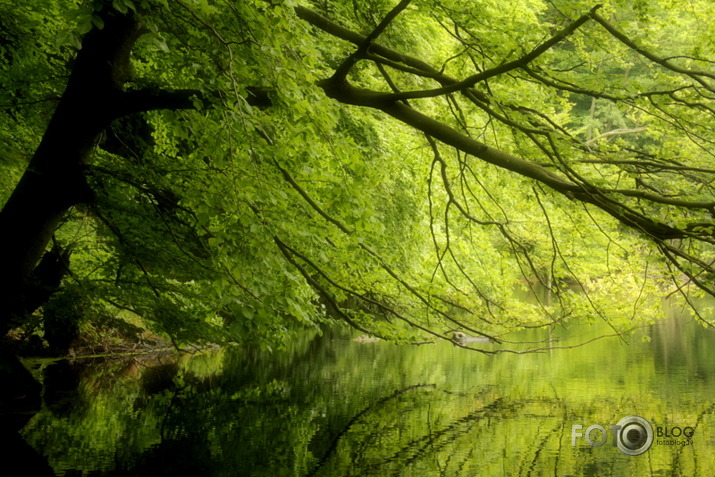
left=15, top=308, right=715, bottom=476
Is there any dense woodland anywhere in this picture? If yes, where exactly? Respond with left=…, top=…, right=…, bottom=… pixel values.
left=2, top=0, right=715, bottom=361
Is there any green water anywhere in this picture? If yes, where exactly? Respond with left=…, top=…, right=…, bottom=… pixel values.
left=17, top=314, right=715, bottom=476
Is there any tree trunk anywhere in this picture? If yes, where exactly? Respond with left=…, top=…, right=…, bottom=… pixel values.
left=0, top=6, right=207, bottom=466
left=0, top=3, right=204, bottom=336
left=0, top=8, right=141, bottom=333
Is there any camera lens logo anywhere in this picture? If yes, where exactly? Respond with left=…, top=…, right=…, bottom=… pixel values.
left=614, top=415, right=653, bottom=456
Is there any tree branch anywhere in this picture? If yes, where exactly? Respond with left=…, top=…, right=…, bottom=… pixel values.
left=114, top=88, right=203, bottom=118
left=591, top=11, right=715, bottom=91
left=347, top=4, right=601, bottom=103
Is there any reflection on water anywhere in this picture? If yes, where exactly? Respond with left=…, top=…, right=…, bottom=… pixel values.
left=16, top=313, right=715, bottom=476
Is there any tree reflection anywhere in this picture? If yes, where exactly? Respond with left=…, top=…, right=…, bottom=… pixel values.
left=15, top=320, right=715, bottom=476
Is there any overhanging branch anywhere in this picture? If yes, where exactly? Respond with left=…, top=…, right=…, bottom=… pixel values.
left=303, top=4, right=692, bottom=242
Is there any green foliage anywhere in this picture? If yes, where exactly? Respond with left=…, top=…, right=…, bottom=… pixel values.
left=3, top=0, right=714, bottom=351
left=0, top=0, right=79, bottom=202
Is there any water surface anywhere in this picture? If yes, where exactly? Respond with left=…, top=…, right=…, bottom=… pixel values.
left=19, top=313, right=715, bottom=476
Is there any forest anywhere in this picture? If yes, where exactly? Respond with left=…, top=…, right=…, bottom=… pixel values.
left=3, top=0, right=715, bottom=354
left=2, top=0, right=715, bottom=474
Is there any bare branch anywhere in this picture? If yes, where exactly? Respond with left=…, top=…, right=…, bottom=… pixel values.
left=584, top=127, right=649, bottom=145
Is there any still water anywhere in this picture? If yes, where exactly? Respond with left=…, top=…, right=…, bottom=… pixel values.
left=18, top=312, right=715, bottom=476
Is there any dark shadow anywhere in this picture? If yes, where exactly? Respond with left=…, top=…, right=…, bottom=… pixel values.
left=43, top=360, right=83, bottom=417
left=0, top=349, right=56, bottom=477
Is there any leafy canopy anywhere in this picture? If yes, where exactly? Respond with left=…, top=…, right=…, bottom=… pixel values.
left=2, top=0, right=715, bottom=352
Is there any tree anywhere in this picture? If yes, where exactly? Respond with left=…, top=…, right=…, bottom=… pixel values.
left=302, top=0, right=715, bottom=311
left=2, top=0, right=714, bottom=364
left=0, top=0, right=199, bottom=332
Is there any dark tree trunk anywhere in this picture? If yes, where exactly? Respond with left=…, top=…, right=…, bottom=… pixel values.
left=0, top=6, right=199, bottom=335
left=0, top=8, right=142, bottom=333
left=0, top=4, right=203, bottom=466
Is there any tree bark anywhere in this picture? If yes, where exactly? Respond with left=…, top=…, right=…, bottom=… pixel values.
left=0, top=7, right=198, bottom=334
left=0, top=8, right=141, bottom=332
